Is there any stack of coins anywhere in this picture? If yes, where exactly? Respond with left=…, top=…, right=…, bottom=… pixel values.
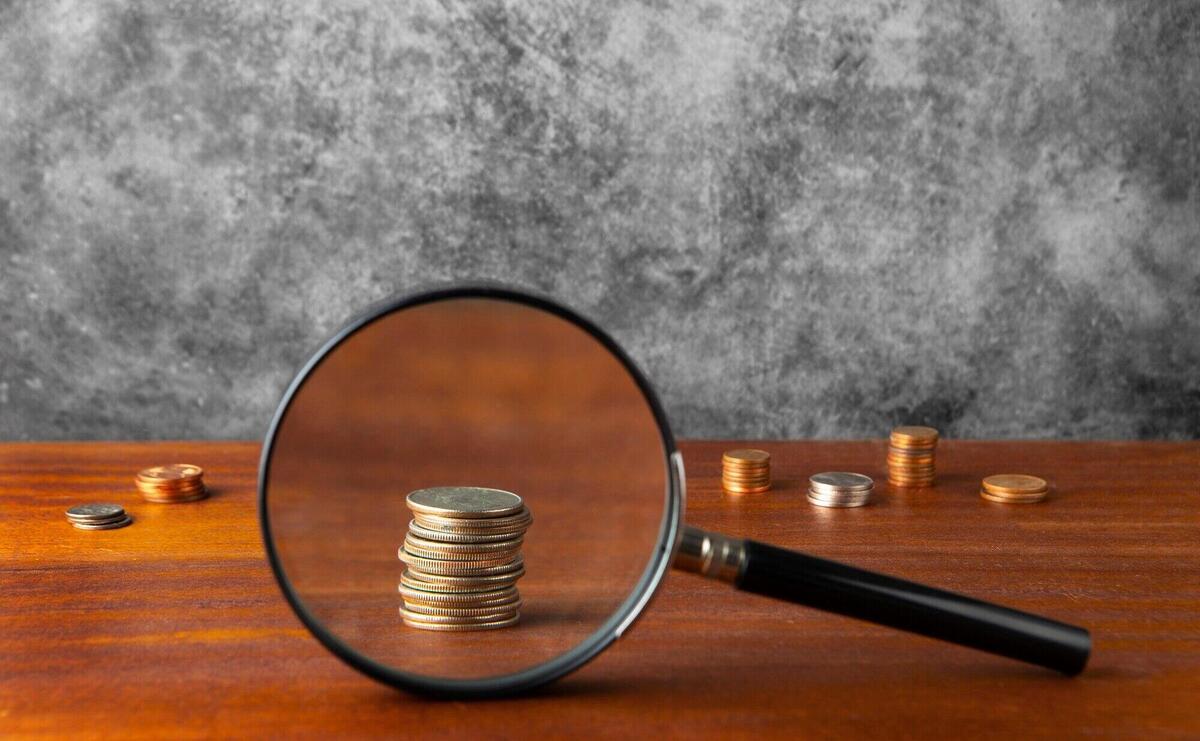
left=981, top=474, right=1048, bottom=504
left=399, top=487, right=530, bottom=631
left=807, top=472, right=874, bottom=508
left=722, top=449, right=771, bottom=494
left=65, top=503, right=132, bottom=530
left=887, top=426, right=938, bottom=488
left=136, top=464, right=208, bottom=503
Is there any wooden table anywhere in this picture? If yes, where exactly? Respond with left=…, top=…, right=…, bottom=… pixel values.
left=2, top=440, right=1198, bottom=738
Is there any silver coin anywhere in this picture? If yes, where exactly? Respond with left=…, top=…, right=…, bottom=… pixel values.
left=405, top=533, right=523, bottom=554
left=71, top=514, right=133, bottom=530
left=399, top=607, right=520, bottom=624
left=402, top=598, right=523, bottom=617
left=809, top=472, right=874, bottom=493
left=806, top=489, right=871, bottom=508
left=402, top=613, right=521, bottom=631
left=399, top=550, right=524, bottom=575
left=399, top=583, right=519, bottom=603
left=406, top=487, right=524, bottom=519
left=402, top=566, right=526, bottom=587
left=412, top=510, right=531, bottom=532
left=65, top=503, right=125, bottom=522
left=407, top=520, right=528, bottom=543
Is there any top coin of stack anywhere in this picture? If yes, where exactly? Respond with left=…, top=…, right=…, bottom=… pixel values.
left=65, top=503, right=132, bottom=530
left=136, top=464, right=208, bottom=503
left=887, top=426, right=938, bottom=488
left=399, top=487, right=531, bottom=631
left=980, top=474, right=1048, bottom=504
left=808, top=472, right=874, bottom=508
left=722, top=449, right=771, bottom=494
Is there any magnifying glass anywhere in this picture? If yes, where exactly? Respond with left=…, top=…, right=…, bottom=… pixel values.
left=259, top=285, right=1090, bottom=697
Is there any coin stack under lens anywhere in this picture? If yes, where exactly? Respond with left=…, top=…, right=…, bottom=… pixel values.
left=981, top=474, right=1048, bottom=504
left=887, top=426, right=938, bottom=488
left=399, top=487, right=530, bottom=631
left=136, top=464, right=208, bottom=503
left=808, top=472, right=874, bottom=508
left=722, top=449, right=771, bottom=494
left=65, top=503, right=132, bottom=530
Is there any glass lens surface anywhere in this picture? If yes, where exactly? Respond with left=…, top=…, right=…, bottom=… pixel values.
left=264, top=297, right=669, bottom=681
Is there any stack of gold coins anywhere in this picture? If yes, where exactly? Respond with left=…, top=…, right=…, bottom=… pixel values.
left=807, top=472, right=874, bottom=508
left=981, top=475, right=1048, bottom=504
left=887, top=426, right=938, bottom=488
left=722, top=449, right=771, bottom=494
left=135, top=464, right=208, bottom=503
left=399, top=487, right=530, bottom=631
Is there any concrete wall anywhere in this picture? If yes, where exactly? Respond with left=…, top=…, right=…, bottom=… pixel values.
left=2, top=0, right=1198, bottom=440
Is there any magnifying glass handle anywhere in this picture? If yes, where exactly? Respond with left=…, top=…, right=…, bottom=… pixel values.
left=674, top=526, right=1090, bottom=675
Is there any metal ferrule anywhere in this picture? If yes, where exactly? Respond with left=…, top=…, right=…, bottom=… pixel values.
left=673, top=525, right=746, bottom=583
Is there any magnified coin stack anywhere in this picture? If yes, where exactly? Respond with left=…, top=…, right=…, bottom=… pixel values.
left=808, top=472, right=874, bottom=508
left=981, top=474, right=1048, bottom=504
left=136, top=464, right=208, bottom=503
left=887, top=426, right=939, bottom=488
left=399, top=487, right=530, bottom=631
left=722, top=449, right=771, bottom=494
left=65, top=503, right=132, bottom=530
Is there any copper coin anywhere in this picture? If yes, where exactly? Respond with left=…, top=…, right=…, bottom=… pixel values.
left=137, top=464, right=203, bottom=481
left=981, top=474, right=1048, bottom=495
left=980, top=488, right=1047, bottom=504
left=722, top=449, right=770, bottom=463
left=889, top=426, right=939, bottom=444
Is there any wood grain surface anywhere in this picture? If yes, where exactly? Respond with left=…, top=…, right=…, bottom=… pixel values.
left=1, top=440, right=1198, bottom=739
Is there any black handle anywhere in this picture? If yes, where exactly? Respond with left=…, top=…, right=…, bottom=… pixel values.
left=738, top=539, right=1090, bottom=675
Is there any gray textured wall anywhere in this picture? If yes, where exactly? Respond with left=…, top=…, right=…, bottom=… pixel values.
left=2, top=1, right=1198, bottom=441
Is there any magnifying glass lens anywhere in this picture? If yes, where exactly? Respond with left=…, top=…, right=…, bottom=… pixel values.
left=264, top=298, right=669, bottom=682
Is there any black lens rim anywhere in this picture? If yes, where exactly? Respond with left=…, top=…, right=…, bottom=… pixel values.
left=257, top=283, right=682, bottom=698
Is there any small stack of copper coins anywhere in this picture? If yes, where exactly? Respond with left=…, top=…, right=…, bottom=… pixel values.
left=981, top=474, right=1048, bottom=504
left=399, top=487, right=530, bottom=631
left=135, top=464, right=208, bottom=503
left=722, top=449, right=771, bottom=494
left=887, top=426, right=938, bottom=488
